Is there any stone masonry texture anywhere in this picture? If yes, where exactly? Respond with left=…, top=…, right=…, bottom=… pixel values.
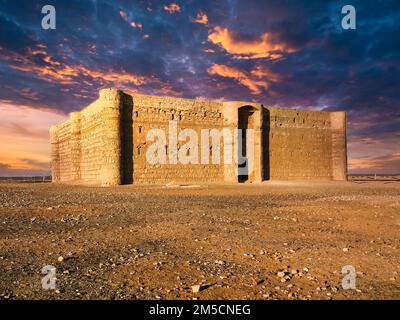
left=49, top=88, right=347, bottom=185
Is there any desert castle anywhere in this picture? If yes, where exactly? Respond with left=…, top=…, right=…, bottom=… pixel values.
left=49, top=88, right=347, bottom=185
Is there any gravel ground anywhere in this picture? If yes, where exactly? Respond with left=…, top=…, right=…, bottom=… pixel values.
left=0, top=180, right=399, bottom=300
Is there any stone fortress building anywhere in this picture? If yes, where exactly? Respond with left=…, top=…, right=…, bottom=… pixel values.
left=49, top=88, right=347, bottom=185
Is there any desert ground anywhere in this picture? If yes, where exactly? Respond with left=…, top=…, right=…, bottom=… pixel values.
left=0, top=179, right=399, bottom=300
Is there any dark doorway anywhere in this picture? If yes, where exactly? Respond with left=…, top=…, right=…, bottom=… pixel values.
left=238, top=106, right=254, bottom=182
left=262, top=108, right=270, bottom=180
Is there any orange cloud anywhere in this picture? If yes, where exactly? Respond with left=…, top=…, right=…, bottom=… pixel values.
left=164, top=3, right=181, bottom=14
left=193, top=11, right=208, bottom=24
left=3, top=45, right=152, bottom=88
left=250, top=65, right=281, bottom=82
left=207, top=63, right=280, bottom=94
left=77, top=66, right=146, bottom=86
left=208, top=26, right=296, bottom=59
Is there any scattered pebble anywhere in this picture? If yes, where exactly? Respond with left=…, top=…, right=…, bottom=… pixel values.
left=191, top=285, right=201, bottom=293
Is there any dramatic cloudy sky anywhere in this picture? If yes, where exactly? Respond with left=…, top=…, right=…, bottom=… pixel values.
left=0, top=0, right=399, bottom=176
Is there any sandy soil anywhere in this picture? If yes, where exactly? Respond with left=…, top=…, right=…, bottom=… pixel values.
left=0, top=180, right=399, bottom=300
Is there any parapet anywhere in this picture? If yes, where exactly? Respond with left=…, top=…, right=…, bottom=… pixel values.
left=99, top=87, right=123, bottom=100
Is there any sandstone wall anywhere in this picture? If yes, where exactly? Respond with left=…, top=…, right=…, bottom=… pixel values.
left=51, top=120, right=72, bottom=182
left=50, top=88, right=347, bottom=185
left=265, top=107, right=346, bottom=180
left=50, top=89, right=132, bottom=185
left=131, top=94, right=226, bottom=184
left=330, top=112, right=348, bottom=180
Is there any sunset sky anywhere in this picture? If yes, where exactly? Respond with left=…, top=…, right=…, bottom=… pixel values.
left=0, top=0, right=399, bottom=176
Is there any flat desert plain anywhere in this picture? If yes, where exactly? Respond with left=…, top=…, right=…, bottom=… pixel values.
left=0, top=180, right=399, bottom=300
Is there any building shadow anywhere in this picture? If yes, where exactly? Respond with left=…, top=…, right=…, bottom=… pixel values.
left=121, top=94, right=133, bottom=184
left=262, top=107, right=270, bottom=180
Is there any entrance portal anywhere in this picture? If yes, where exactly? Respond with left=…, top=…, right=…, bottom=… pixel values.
left=238, top=106, right=255, bottom=182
